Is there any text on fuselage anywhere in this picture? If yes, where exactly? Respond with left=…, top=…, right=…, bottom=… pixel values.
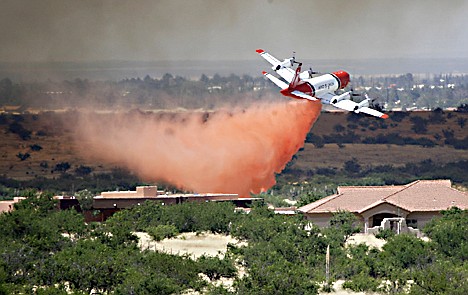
left=316, top=82, right=335, bottom=90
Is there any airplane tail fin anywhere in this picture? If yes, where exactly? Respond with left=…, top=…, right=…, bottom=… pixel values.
left=289, top=63, right=303, bottom=89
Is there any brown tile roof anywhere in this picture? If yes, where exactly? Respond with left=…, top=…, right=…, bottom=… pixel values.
left=298, top=180, right=468, bottom=214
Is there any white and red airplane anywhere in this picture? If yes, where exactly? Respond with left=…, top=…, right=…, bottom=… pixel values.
left=256, top=49, right=388, bottom=119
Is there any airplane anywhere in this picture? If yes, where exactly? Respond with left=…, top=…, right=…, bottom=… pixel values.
left=256, top=49, right=389, bottom=119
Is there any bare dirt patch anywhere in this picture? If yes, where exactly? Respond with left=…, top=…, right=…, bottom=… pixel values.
left=345, top=233, right=386, bottom=250
left=135, top=231, right=245, bottom=258
left=319, top=280, right=379, bottom=295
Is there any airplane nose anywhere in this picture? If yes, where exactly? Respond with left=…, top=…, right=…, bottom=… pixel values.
left=333, top=71, right=350, bottom=89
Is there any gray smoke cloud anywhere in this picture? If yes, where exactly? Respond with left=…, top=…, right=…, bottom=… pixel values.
left=1, top=0, right=468, bottom=62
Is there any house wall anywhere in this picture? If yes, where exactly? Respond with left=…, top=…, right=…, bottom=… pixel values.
left=406, top=211, right=442, bottom=229
left=0, top=201, right=15, bottom=213
left=303, top=212, right=334, bottom=228
left=304, top=213, right=366, bottom=231
left=0, top=197, right=26, bottom=213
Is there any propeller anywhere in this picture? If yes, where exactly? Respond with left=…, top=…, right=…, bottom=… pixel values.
left=364, top=93, right=385, bottom=111
left=290, top=51, right=302, bottom=67
left=347, top=83, right=362, bottom=101
left=307, top=67, right=320, bottom=78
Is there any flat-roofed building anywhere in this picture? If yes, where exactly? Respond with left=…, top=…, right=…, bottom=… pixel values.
left=0, top=197, right=26, bottom=213
left=91, top=186, right=261, bottom=221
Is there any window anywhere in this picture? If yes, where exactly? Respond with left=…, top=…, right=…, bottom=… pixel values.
left=406, top=219, right=418, bottom=228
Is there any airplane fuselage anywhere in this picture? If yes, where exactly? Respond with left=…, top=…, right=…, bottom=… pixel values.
left=281, top=71, right=350, bottom=100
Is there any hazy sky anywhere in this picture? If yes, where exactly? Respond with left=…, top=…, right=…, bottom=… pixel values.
left=1, top=0, right=468, bottom=62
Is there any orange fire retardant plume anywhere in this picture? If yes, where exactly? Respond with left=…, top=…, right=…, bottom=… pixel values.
left=74, top=100, right=321, bottom=196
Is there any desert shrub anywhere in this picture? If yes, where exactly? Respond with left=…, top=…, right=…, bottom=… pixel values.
left=342, top=274, right=380, bottom=292
left=457, top=117, right=467, bottom=128
left=457, top=103, right=468, bottom=112
left=147, top=224, right=179, bottom=241
left=333, top=124, right=345, bottom=132
left=0, top=114, right=8, bottom=125
left=389, top=111, right=409, bottom=122
left=410, top=137, right=436, bottom=147
left=344, top=158, right=361, bottom=174
left=197, top=256, right=236, bottom=280
left=8, top=122, right=31, bottom=140
left=316, top=167, right=336, bottom=176
left=375, top=228, right=395, bottom=240
left=429, top=108, right=446, bottom=124
left=54, top=162, right=71, bottom=173
left=306, top=133, right=324, bottom=148
left=447, top=136, right=468, bottom=150
left=29, top=144, right=42, bottom=151
left=16, top=152, right=30, bottom=161
left=410, top=116, right=428, bottom=134
left=74, top=165, right=93, bottom=176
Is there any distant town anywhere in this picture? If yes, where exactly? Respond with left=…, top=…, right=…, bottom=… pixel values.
left=1, top=65, right=468, bottom=113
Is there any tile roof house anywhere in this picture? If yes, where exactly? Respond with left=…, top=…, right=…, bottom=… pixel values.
left=298, top=180, right=468, bottom=234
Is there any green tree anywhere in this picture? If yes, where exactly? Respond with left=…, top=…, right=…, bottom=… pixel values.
left=423, top=207, right=468, bottom=261
left=197, top=255, right=236, bottom=280
left=52, top=239, right=127, bottom=293
left=146, top=224, right=179, bottom=241
left=75, top=189, right=94, bottom=211
left=377, top=234, right=432, bottom=294
left=327, top=210, right=361, bottom=244
left=410, top=260, right=468, bottom=295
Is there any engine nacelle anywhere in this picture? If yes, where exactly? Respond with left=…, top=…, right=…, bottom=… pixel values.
left=273, top=58, right=294, bottom=71
left=354, top=99, right=370, bottom=112
left=330, top=92, right=351, bottom=104
left=359, top=99, right=370, bottom=108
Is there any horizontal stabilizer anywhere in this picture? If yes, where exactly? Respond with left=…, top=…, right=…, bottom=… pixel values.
left=262, top=71, right=289, bottom=89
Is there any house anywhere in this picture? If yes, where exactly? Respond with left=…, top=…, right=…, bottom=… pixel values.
left=298, top=180, right=468, bottom=235
left=91, top=186, right=261, bottom=221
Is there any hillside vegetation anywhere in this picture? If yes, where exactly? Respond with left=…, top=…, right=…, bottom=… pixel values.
left=1, top=108, right=467, bottom=200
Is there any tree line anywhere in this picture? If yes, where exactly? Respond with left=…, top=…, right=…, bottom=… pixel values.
left=1, top=71, right=468, bottom=110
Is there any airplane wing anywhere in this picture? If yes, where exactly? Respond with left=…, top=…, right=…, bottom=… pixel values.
left=358, top=107, right=389, bottom=119
left=332, top=99, right=388, bottom=119
left=256, top=49, right=281, bottom=66
left=332, top=99, right=357, bottom=112
left=256, top=49, right=295, bottom=83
